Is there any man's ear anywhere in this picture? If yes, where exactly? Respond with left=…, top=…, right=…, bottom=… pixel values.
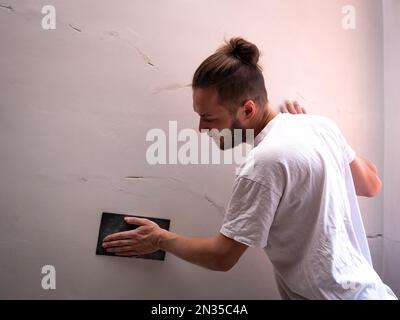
left=242, top=100, right=257, bottom=118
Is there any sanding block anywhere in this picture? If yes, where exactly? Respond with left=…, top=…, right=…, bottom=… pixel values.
left=96, top=212, right=170, bottom=261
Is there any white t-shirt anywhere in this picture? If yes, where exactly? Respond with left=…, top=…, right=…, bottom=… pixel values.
left=220, top=113, right=397, bottom=300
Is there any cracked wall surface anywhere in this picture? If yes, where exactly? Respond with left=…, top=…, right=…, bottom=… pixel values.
left=0, top=0, right=388, bottom=298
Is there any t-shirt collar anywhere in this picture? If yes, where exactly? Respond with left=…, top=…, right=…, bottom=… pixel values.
left=254, top=112, right=283, bottom=147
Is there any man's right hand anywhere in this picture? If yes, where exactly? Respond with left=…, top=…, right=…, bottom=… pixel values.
left=280, top=100, right=307, bottom=114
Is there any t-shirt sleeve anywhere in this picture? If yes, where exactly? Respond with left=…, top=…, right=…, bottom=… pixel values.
left=334, top=124, right=356, bottom=163
left=343, top=140, right=356, bottom=164
left=322, top=116, right=356, bottom=164
left=220, top=176, right=282, bottom=248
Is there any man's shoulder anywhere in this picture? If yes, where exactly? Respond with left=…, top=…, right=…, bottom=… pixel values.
left=306, top=114, right=341, bottom=132
left=236, top=145, right=286, bottom=181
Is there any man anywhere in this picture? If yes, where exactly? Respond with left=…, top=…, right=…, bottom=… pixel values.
left=103, top=37, right=397, bottom=299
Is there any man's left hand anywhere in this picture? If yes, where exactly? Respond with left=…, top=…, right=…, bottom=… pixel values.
left=102, top=217, right=164, bottom=257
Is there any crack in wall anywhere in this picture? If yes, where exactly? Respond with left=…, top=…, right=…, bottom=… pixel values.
left=367, top=233, right=383, bottom=239
left=135, top=46, right=156, bottom=68
left=153, top=83, right=191, bottom=94
left=0, top=5, right=156, bottom=71
left=366, top=234, right=400, bottom=243
left=106, top=30, right=119, bottom=37
left=69, top=24, right=82, bottom=33
left=125, top=175, right=226, bottom=216
left=204, top=195, right=225, bottom=216
left=102, top=31, right=158, bottom=70
left=125, top=175, right=183, bottom=184
left=0, top=3, right=14, bottom=12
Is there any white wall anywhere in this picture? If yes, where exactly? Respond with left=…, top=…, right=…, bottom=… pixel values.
left=0, top=0, right=387, bottom=298
left=383, top=0, right=400, bottom=297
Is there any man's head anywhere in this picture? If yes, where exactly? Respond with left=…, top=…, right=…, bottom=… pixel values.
left=192, top=37, right=269, bottom=149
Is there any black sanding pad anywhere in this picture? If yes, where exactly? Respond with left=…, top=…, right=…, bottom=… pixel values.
left=96, top=212, right=170, bottom=261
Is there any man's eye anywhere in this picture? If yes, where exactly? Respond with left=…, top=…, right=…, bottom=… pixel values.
left=203, top=118, right=214, bottom=122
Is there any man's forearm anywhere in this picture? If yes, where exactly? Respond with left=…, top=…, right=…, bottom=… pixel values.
left=350, top=156, right=382, bottom=197
left=157, top=230, right=224, bottom=271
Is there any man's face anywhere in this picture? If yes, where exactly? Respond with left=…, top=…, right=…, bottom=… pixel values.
left=193, top=87, right=246, bottom=150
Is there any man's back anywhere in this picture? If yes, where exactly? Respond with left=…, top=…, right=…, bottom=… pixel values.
left=221, top=113, right=397, bottom=299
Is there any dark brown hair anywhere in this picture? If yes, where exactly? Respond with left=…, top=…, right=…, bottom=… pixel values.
left=192, top=37, right=268, bottom=114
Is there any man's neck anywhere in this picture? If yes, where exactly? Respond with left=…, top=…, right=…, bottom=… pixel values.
left=253, top=106, right=278, bottom=138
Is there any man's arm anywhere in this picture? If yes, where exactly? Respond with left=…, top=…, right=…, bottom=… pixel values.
left=158, top=231, right=248, bottom=271
left=350, top=156, right=382, bottom=197
left=102, top=217, right=248, bottom=272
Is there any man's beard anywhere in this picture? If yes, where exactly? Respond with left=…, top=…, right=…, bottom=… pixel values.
left=212, top=117, right=248, bottom=150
